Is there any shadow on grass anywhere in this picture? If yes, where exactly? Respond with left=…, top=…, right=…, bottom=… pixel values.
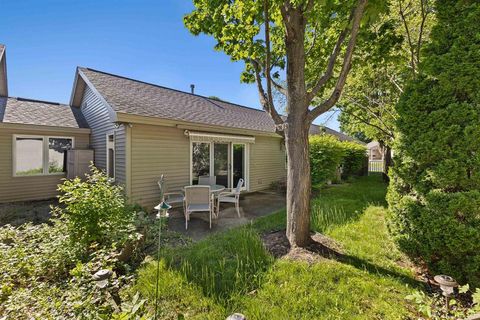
left=264, top=231, right=423, bottom=290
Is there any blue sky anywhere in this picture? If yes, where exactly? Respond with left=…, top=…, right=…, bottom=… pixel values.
left=0, top=0, right=340, bottom=130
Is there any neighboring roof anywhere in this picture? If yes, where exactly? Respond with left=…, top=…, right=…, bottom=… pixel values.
left=367, top=141, right=380, bottom=149
left=0, top=44, right=7, bottom=97
left=309, top=123, right=360, bottom=142
left=0, top=97, right=89, bottom=129
left=75, top=67, right=277, bottom=133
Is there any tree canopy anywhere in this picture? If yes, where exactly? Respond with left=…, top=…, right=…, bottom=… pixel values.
left=339, top=0, right=433, bottom=146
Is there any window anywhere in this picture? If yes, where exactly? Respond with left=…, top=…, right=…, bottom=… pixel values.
left=14, top=136, right=74, bottom=176
left=106, top=134, right=115, bottom=179
left=48, top=138, right=73, bottom=173
left=15, top=137, right=44, bottom=175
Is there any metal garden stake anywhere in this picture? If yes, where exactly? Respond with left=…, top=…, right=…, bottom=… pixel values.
left=154, top=175, right=171, bottom=320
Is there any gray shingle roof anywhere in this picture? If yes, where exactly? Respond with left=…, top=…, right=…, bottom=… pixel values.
left=79, top=67, right=277, bottom=133
left=0, top=97, right=89, bottom=129
left=309, top=123, right=359, bottom=142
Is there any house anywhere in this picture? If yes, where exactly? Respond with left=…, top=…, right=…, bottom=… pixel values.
left=0, top=45, right=287, bottom=208
left=367, top=141, right=383, bottom=161
left=69, top=67, right=287, bottom=208
left=0, top=45, right=356, bottom=209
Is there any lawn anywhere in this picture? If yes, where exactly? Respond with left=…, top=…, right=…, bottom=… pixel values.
left=136, top=175, right=419, bottom=319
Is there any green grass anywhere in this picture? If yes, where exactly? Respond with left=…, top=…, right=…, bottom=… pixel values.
left=311, top=174, right=387, bottom=232
left=137, top=175, right=418, bottom=319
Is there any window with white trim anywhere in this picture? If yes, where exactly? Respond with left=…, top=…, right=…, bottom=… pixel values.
left=106, top=134, right=115, bottom=179
left=14, top=135, right=74, bottom=176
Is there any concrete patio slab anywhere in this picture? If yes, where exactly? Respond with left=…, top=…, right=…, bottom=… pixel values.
left=167, top=191, right=285, bottom=241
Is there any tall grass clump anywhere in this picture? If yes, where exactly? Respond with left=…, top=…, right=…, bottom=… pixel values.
left=146, top=227, right=273, bottom=305
left=311, top=175, right=387, bottom=232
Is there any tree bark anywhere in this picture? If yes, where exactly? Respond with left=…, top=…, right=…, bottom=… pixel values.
left=282, top=6, right=312, bottom=247
left=383, top=145, right=393, bottom=182
left=285, top=116, right=312, bottom=247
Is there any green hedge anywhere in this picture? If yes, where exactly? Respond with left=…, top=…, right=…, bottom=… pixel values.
left=309, top=135, right=366, bottom=185
left=341, top=141, right=368, bottom=179
left=388, top=0, right=480, bottom=287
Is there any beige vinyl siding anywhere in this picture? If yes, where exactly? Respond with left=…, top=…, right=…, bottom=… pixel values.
left=130, top=124, right=190, bottom=208
left=0, top=127, right=90, bottom=203
left=129, top=123, right=286, bottom=209
left=80, top=85, right=126, bottom=184
left=249, top=135, right=286, bottom=192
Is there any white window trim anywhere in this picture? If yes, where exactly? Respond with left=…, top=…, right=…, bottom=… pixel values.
left=12, top=134, right=75, bottom=177
left=189, top=141, right=250, bottom=191
left=106, top=132, right=116, bottom=181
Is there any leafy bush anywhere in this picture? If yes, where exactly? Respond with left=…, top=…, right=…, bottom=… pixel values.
left=309, top=135, right=345, bottom=185
left=309, top=135, right=366, bottom=185
left=0, top=166, right=149, bottom=318
left=53, top=165, right=137, bottom=248
left=341, top=141, right=367, bottom=179
left=388, top=1, right=480, bottom=287
left=406, top=284, right=480, bottom=319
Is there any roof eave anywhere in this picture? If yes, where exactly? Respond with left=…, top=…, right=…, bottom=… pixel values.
left=0, top=122, right=91, bottom=134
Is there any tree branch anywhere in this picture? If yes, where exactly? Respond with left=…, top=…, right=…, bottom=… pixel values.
left=271, top=77, right=287, bottom=95
left=416, top=0, right=429, bottom=66
left=399, top=0, right=418, bottom=73
left=252, top=60, right=285, bottom=135
left=306, top=26, right=349, bottom=102
left=307, top=0, right=368, bottom=122
left=340, top=106, right=395, bottom=139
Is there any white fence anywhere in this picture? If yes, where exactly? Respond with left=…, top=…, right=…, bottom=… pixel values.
left=368, top=160, right=384, bottom=173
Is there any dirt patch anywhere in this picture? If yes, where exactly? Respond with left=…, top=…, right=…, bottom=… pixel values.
left=0, top=200, right=56, bottom=226
left=262, top=230, right=344, bottom=263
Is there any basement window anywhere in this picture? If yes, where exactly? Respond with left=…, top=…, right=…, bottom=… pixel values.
left=14, top=135, right=74, bottom=176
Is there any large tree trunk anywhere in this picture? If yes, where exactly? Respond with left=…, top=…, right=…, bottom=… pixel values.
left=285, top=118, right=312, bottom=247
left=283, top=7, right=312, bottom=247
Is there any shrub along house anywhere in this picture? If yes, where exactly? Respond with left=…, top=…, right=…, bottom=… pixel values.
left=0, top=45, right=287, bottom=208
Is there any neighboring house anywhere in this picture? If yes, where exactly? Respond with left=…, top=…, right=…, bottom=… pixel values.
left=309, top=123, right=359, bottom=142
left=367, top=141, right=383, bottom=161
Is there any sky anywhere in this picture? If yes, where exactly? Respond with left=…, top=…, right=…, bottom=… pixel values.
left=0, top=0, right=340, bottom=130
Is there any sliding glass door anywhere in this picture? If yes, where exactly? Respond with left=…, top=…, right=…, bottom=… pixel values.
left=191, top=141, right=249, bottom=189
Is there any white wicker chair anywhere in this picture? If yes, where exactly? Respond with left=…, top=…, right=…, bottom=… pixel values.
left=156, top=178, right=184, bottom=208
left=184, top=185, right=214, bottom=229
left=198, top=175, right=216, bottom=186
left=217, top=178, right=244, bottom=218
